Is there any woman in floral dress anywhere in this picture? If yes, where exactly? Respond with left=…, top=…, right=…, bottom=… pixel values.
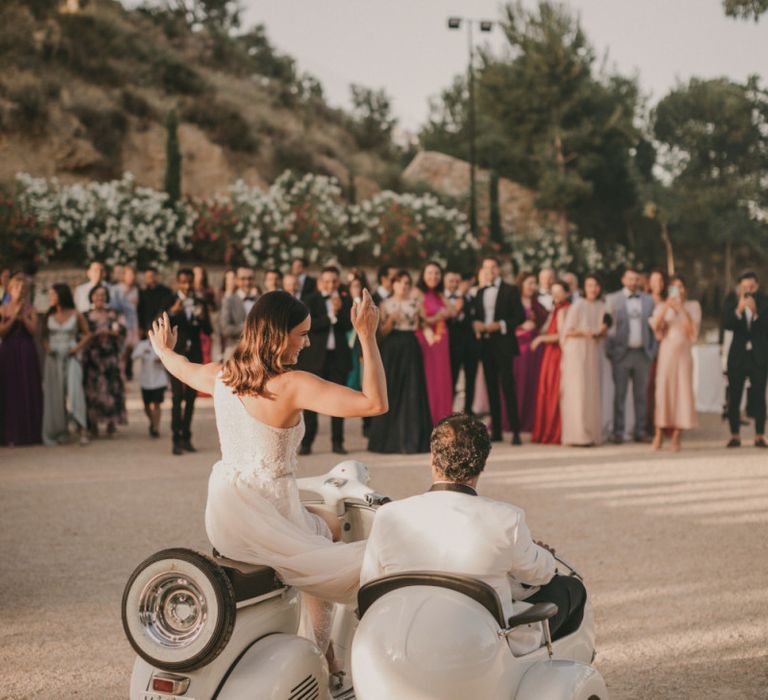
left=82, top=286, right=127, bottom=436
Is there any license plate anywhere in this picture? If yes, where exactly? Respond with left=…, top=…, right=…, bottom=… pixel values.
left=140, top=694, right=195, bottom=700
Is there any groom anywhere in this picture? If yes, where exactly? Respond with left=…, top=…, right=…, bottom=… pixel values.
left=361, top=413, right=587, bottom=652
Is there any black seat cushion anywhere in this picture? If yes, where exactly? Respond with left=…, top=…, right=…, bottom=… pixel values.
left=212, top=550, right=284, bottom=602
left=357, top=571, right=506, bottom=627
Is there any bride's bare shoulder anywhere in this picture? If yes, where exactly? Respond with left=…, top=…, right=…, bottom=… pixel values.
left=274, top=370, right=315, bottom=390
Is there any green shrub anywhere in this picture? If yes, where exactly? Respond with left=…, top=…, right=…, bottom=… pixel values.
left=273, top=136, right=317, bottom=175
left=120, top=88, right=155, bottom=120
left=7, top=77, right=48, bottom=130
left=158, top=54, right=207, bottom=96
left=72, top=103, right=128, bottom=165
left=182, top=99, right=257, bottom=152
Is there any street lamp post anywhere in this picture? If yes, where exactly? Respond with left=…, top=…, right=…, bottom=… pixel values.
left=448, top=16, right=494, bottom=237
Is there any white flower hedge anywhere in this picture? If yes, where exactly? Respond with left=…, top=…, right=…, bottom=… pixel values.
left=512, top=226, right=635, bottom=276
left=13, top=170, right=632, bottom=275
left=15, top=173, right=194, bottom=267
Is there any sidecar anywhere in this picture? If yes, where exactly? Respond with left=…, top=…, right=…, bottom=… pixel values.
left=351, top=568, right=608, bottom=700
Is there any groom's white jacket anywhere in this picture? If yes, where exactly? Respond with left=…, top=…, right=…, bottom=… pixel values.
left=360, top=489, right=557, bottom=655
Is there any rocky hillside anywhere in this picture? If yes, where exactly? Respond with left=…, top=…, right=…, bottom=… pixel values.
left=0, top=0, right=399, bottom=197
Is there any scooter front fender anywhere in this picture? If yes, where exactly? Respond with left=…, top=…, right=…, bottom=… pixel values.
left=216, top=633, right=328, bottom=700
left=515, top=660, right=608, bottom=700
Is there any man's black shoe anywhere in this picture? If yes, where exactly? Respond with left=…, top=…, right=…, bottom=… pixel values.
left=182, top=441, right=197, bottom=453
left=172, top=444, right=184, bottom=455
left=490, top=434, right=503, bottom=443
left=634, top=434, right=652, bottom=444
left=298, top=444, right=312, bottom=456
left=755, top=437, right=768, bottom=448
left=512, top=433, right=522, bottom=446
left=332, top=443, right=348, bottom=455
left=726, top=438, right=741, bottom=448
left=149, top=427, right=160, bottom=438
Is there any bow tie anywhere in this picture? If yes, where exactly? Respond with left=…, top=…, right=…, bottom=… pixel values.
left=244, top=296, right=256, bottom=302
left=628, top=293, right=639, bottom=299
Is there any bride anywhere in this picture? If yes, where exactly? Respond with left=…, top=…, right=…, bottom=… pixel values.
left=148, top=289, right=387, bottom=665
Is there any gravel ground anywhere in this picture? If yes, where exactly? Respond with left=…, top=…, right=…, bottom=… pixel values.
left=1, top=388, right=767, bottom=699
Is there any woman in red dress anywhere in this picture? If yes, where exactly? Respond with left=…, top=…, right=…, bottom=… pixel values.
left=531, top=280, right=571, bottom=444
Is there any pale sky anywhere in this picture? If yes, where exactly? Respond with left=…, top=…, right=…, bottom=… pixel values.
left=234, top=0, right=768, bottom=131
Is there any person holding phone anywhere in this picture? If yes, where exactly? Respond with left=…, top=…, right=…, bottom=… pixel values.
left=650, top=276, right=701, bottom=451
left=722, top=272, right=768, bottom=448
left=166, top=268, right=213, bottom=455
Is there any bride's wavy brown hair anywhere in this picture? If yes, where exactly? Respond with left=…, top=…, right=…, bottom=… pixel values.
left=221, top=291, right=309, bottom=396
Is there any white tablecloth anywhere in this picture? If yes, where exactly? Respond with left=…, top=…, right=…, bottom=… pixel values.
left=693, top=344, right=725, bottom=413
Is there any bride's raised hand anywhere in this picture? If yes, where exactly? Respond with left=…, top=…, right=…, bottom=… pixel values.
left=351, top=289, right=379, bottom=340
left=148, top=312, right=178, bottom=358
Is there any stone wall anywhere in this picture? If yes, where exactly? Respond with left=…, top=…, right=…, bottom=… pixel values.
left=402, top=151, right=547, bottom=239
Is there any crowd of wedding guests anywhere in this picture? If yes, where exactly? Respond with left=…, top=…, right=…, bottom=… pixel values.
left=1, top=256, right=766, bottom=454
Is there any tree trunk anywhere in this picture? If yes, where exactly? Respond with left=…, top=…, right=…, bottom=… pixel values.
left=724, top=240, right=733, bottom=293
left=660, top=219, right=675, bottom=276
left=553, top=129, right=569, bottom=250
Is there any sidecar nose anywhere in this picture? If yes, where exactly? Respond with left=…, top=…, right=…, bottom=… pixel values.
left=352, top=585, right=513, bottom=700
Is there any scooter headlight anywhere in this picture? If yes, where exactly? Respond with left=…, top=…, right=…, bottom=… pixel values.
left=122, top=548, right=236, bottom=672
left=139, top=573, right=208, bottom=649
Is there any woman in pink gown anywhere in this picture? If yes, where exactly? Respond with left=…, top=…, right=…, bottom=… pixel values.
left=415, top=261, right=455, bottom=424
left=650, top=275, right=700, bottom=451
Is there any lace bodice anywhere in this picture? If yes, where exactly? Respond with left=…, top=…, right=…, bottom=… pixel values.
left=381, top=297, right=421, bottom=331
left=47, top=314, right=79, bottom=355
left=213, top=376, right=305, bottom=484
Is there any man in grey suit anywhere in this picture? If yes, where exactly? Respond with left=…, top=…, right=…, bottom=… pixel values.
left=605, top=268, right=658, bottom=443
left=219, top=266, right=257, bottom=357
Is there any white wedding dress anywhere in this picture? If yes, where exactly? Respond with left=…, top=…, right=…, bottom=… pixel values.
left=205, top=375, right=365, bottom=610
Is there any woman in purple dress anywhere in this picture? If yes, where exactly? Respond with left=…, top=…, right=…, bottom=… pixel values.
left=0, top=273, right=43, bottom=445
left=415, top=261, right=455, bottom=425
left=513, top=272, right=549, bottom=432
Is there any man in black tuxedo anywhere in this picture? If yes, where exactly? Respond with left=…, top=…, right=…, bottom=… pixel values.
left=722, top=271, right=768, bottom=448
left=138, top=267, right=174, bottom=332
left=445, top=270, right=479, bottom=414
left=291, top=257, right=317, bottom=301
left=472, top=257, right=525, bottom=444
left=297, top=265, right=353, bottom=455
left=167, top=268, right=213, bottom=455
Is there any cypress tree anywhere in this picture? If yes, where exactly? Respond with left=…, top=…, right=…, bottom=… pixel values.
left=164, top=109, right=182, bottom=203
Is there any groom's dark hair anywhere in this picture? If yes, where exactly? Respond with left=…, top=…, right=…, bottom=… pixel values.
left=431, top=413, right=491, bottom=483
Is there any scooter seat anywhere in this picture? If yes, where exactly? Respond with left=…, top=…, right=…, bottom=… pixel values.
left=212, top=551, right=286, bottom=603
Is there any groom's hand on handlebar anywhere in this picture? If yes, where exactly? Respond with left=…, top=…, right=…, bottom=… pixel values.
left=535, top=540, right=556, bottom=556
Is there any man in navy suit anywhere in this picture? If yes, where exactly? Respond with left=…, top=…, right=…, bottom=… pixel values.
left=472, top=257, right=525, bottom=445
left=604, top=267, right=658, bottom=443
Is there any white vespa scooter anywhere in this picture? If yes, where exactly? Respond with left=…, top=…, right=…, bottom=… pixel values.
left=122, top=461, right=383, bottom=700
left=123, top=461, right=608, bottom=700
